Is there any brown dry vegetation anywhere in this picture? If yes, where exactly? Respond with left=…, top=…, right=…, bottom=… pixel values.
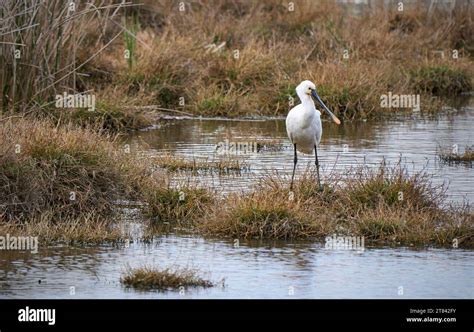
left=0, top=118, right=159, bottom=221
left=0, top=1, right=472, bottom=249
left=196, top=165, right=473, bottom=248
left=1, top=0, right=473, bottom=129
left=88, top=0, right=473, bottom=121
left=0, top=118, right=166, bottom=243
left=0, top=211, right=125, bottom=245
left=0, top=119, right=472, bottom=248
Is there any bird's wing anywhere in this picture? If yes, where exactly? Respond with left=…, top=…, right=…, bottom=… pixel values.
left=285, top=104, right=303, bottom=143
left=311, top=114, right=323, bottom=145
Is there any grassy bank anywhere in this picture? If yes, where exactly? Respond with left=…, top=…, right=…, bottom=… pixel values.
left=194, top=165, right=473, bottom=248
left=0, top=212, right=125, bottom=245
left=89, top=0, right=472, bottom=121
left=1, top=0, right=473, bottom=129
left=0, top=118, right=163, bottom=243
left=0, top=119, right=158, bottom=220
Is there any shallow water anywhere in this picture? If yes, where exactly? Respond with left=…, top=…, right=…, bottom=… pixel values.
left=129, top=108, right=473, bottom=204
left=1, top=106, right=473, bottom=299
left=1, top=237, right=473, bottom=299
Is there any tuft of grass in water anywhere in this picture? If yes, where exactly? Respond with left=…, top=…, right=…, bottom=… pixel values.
left=201, top=190, right=328, bottom=239
left=438, top=145, right=474, bottom=166
left=343, top=165, right=441, bottom=209
left=120, top=265, right=214, bottom=290
left=410, top=65, right=472, bottom=96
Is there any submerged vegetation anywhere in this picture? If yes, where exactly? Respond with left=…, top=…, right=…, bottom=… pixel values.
left=155, top=154, right=249, bottom=174
left=120, top=265, right=214, bottom=290
left=438, top=145, right=474, bottom=165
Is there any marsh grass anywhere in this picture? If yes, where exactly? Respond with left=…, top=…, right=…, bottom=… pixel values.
left=0, top=0, right=133, bottom=112
left=4, top=0, right=472, bottom=124
left=0, top=118, right=216, bottom=242
left=94, top=0, right=471, bottom=119
left=438, top=145, right=474, bottom=165
left=121, top=265, right=214, bottom=290
left=4, top=0, right=474, bottom=124
left=0, top=118, right=161, bottom=223
left=410, top=65, right=472, bottom=96
left=0, top=210, right=126, bottom=245
left=1, top=1, right=473, bottom=248
left=54, top=99, right=154, bottom=132
left=144, top=186, right=214, bottom=227
left=197, top=164, right=473, bottom=247
left=1, top=119, right=471, bottom=248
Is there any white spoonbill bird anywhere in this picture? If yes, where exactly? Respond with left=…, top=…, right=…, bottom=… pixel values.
left=286, top=80, right=341, bottom=190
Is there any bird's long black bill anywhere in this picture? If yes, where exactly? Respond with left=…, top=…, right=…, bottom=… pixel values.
left=311, top=90, right=341, bottom=125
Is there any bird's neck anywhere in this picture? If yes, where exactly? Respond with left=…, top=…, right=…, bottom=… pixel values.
left=300, top=94, right=316, bottom=112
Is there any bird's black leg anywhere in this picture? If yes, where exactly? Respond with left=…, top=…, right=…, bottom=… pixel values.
left=290, top=143, right=297, bottom=190
left=314, top=145, right=323, bottom=191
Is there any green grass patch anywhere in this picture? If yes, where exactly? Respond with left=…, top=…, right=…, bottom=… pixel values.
left=410, top=65, right=472, bottom=96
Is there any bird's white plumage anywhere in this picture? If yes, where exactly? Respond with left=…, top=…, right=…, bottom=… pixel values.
left=286, top=80, right=322, bottom=154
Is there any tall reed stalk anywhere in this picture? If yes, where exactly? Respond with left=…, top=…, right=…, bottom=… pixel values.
left=0, top=0, right=133, bottom=114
